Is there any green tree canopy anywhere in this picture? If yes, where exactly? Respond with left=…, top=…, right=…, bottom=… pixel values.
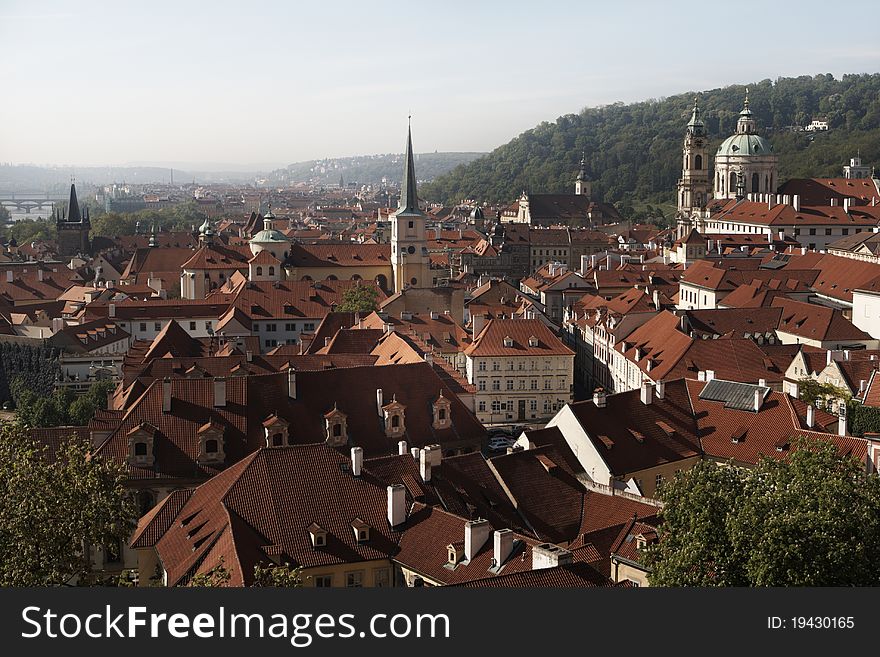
left=0, top=422, right=137, bottom=586
left=645, top=440, right=880, bottom=586
left=12, top=377, right=115, bottom=428
left=336, top=284, right=380, bottom=314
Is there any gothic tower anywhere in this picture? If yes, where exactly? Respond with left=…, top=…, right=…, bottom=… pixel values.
left=391, top=120, right=430, bottom=293
left=56, top=182, right=91, bottom=257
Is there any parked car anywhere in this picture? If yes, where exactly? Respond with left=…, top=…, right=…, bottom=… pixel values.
left=487, top=436, right=516, bottom=451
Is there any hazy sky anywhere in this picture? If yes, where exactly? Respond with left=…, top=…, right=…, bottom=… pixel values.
left=2, top=0, right=879, bottom=168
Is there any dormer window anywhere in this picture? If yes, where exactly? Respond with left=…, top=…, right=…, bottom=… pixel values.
left=197, top=420, right=225, bottom=465
left=382, top=396, right=406, bottom=438
left=324, top=405, right=348, bottom=447
left=503, top=336, right=514, bottom=347
left=352, top=518, right=370, bottom=543
left=263, top=414, right=291, bottom=447
left=447, top=542, right=463, bottom=565
left=432, top=392, right=452, bottom=430
left=528, top=336, right=538, bottom=347
left=308, top=523, right=327, bottom=548
left=126, top=422, right=156, bottom=467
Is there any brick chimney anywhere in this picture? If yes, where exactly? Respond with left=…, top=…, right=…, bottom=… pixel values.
left=464, top=519, right=491, bottom=562
left=387, top=484, right=406, bottom=527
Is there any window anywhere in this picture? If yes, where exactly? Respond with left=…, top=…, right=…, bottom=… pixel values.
left=265, top=339, right=277, bottom=348
left=269, top=266, right=275, bottom=276
left=285, top=323, right=296, bottom=331
left=438, top=408, right=446, bottom=421
left=408, top=221, right=414, bottom=229
left=655, top=473, right=664, bottom=489
left=205, top=322, right=211, bottom=330
left=139, top=323, right=147, bottom=332
left=391, top=415, right=400, bottom=428
left=492, top=380, right=500, bottom=391
left=478, top=401, right=486, bottom=412
left=304, top=323, right=315, bottom=331
left=506, top=379, right=514, bottom=391
left=205, top=439, right=219, bottom=454
left=314, top=575, right=332, bottom=588
left=266, top=323, right=277, bottom=332
left=332, top=423, right=342, bottom=438
left=134, top=442, right=148, bottom=456
left=374, top=568, right=390, bottom=588
left=843, top=228, right=849, bottom=236
left=272, top=433, right=283, bottom=447
left=254, top=324, right=260, bottom=332
left=154, top=322, right=161, bottom=332
left=695, top=154, right=702, bottom=170
left=478, top=380, right=486, bottom=391
left=492, top=361, right=500, bottom=371
left=137, top=490, right=155, bottom=516
left=543, top=399, right=551, bottom=413
left=530, top=400, right=537, bottom=411
left=346, top=571, right=364, bottom=588
left=478, top=361, right=486, bottom=372
left=491, top=400, right=501, bottom=413
left=256, top=266, right=263, bottom=276
left=544, top=379, right=552, bottom=390
left=189, top=321, right=196, bottom=331
left=809, top=228, right=816, bottom=236
left=825, top=228, right=832, bottom=235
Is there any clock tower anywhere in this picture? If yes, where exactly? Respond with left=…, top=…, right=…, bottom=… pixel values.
left=676, top=97, right=711, bottom=237
left=391, top=120, right=431, bottom=293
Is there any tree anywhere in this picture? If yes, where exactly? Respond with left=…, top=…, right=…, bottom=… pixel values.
left=0, top=422, right=137, bottom=586
left=12, top=377, right=113, bottom=427
left=645, top=439, right=880, bottom=586
left=336, top=284, right=380, bottom=313
left=252, top=563, right=303, bottom=587
left=0, top=205, right=9, bottom=223
left=797, top=377, right=849, bottom=409
left=189, top=559, right=232, bottom=587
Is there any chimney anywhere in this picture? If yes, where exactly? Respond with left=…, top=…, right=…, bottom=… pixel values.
left=397, top=440, right=408, bottom=456
left=213, top=377, right=226, bottom=407
left=705, top=369, right=715, bottom=382
left=37, top=268, right=43, bottom=282
left=826, top=349, right=833, bottom=366
left=472, top=312, right=486, bottom=339
left=351, top=446, right=363, bottom=477
left=410, top=447, right=421, bottom=460
left=593, top=388, right=607, bottom=408
left=376, top=388, right=384, bottom=416
left=386, top=484, right=406, bottom=527
left=698, top=371, right=706, bottom=382
left=464, top=519, right=491, bottom=562
left=287, top=368, right=297, bottom=399
left=493, top=529, right=514, bottom=567
left=839, top=404, right=848, bottom=437
left=843, top=197, right=852, bottom=213
left=754, top=388, right=763, bottom=412
left=679, top=314, right=689, bottom=334
left=162, top=377, right=172, bottom=413
left=324, top=336, right=331, bottom=347
left=108, top=303, right=116, bottom=318
left=419, top=449, right=432, bottom=482
left=246, top=350, right=253, bottom=362
left=5, top=270, right=11, bottom=283
left=831, top=197, right=838, bottom=207
left=640, top=380, right=653, bottom=405
left=758, top=378, right=766, bottom=388
left=793, top=194, right=801, bottom=211
left=655, top=380, right=665, bottom=400
left=806, top=404, right=815, bottom=429
left=51, top=317, right=64, bottom=333
left=844, top=349, right=851, bottom=361
left=532, top=543, right=573, bottom=570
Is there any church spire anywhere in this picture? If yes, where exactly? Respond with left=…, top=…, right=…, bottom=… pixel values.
left=397, top=116, right=420, bottom=215
left=66, top=182, right=82, bottom=223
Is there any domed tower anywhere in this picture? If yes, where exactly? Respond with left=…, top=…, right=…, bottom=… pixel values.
left=677, top=97, right=710, bottom=221
left=713, top=89, right=778, bottom=200
left=249, top=205, right=290, bottom=260
left=198, top=216, right=215, bottom=246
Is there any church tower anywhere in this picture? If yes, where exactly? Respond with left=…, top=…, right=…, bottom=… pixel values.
left=677, top=98, right=710, bottom=222
left=575, top=152, right=591, bottom=197
left=391, top=120, right=430, bottom=293
left=56, top=182, right=91, bottom=257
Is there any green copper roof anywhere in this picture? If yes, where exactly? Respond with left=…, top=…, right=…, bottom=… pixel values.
left=717, top=133, right=774, bottom=156
left=687, top=97, right=705, bottom=132
left=251, top=229, right=288, bottom=243
left=396, top=120, right=423, bottom=217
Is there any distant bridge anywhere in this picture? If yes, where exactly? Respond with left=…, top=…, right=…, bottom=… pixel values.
left=0, top=191, right=68, bottom=216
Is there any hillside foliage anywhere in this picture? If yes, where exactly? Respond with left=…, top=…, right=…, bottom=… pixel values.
left=423, top=74, right=880, bottom=208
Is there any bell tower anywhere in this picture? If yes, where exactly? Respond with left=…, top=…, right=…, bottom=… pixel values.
left=391, top=119, right=431, bottom=293
left=575, top=151, right=591, bottom=197
left=677, top=97, right=710, bottom=222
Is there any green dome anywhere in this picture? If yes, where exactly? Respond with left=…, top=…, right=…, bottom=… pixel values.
left=251, top=229, right=288, bottom=243
left=716, top=133, right=773, bottom=156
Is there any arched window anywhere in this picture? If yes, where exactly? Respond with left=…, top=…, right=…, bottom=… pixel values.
left=256, top=266, right=263, bottom=276
left=685, top=155, right=689, bottom=169
left=391, top=415, right=400, bottom=428
left=327, top=274, right=338, bottom=281
left=695, top=154, right=702, bottom=170
left=332, top=423, right=342, bottom=437
left=765, top=174, right=769, bottom=191
left=269, top=266, right=275, bottom=276
left=696, top=193, right=704, bottom=208
left=751, top=172, right=759, bottom=194
left=272, top=433, right=283, bottom=447
left=729, top=172, right=737, bottom=194
left=137, top=490, right=155, bottom=516
left=205, top=439, right=218, bottom=453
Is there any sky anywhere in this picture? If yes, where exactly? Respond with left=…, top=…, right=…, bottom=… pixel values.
left=1, top=0, right=879, bottom=169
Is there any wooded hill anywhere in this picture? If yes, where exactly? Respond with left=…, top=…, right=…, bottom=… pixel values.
left=423, top=74, right=880, bottom=212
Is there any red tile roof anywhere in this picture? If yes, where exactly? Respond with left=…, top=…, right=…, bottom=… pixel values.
left=465, top=318, right=574, bottom=357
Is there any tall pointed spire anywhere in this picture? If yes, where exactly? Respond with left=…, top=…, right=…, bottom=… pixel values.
left=66, top=182, right=82, bottom=223
left=397, top=116, right=421, bottom=215
left=576, top=150, right=587, bottom=181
